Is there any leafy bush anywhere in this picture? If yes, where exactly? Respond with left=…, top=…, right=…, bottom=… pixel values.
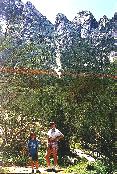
left=0, top=167, right=8, bottom=174
left=93, top=160, right=108, bottom=174
left=38, top=150, right=47, bottom=166
left=14, top=156, right=28, bottom=167
left=65, top=160, right=109, bottom=174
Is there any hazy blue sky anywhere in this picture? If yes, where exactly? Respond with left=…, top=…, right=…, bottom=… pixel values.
left=22, top=0, right=117, bottom=23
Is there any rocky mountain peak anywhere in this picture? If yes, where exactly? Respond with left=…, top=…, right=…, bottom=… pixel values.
left=72, top=10, right=98, bottom=38
left=56, top=13, right=68, bottom=22
left=26, top=1, right=33, bottom=6
left=55, top=13, right=69, bottom=29
left=54, top=13, right=77, bottom=40
left=114, top=12, right=117, bottom=20
left=25, top=1, right=40, bottom=13
left=98, top=15, right=109, bottom=30
left=0, top=0, right=54, bottom=40
left=73, top=11, right=93, bottom=25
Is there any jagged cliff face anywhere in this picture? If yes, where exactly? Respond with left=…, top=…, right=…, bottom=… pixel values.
left=23, top=1, right=54, bottom=38
left=54, top=13, right=79, bottom=49
left=72, top=11, right=98, bottom=38
left=0, top=0, right=116, bottom=40
left=54, top=10, right=116, bottom=58
left=0, top=0, right=116, bottom=71
left=0, top=0, right=54, bottom=40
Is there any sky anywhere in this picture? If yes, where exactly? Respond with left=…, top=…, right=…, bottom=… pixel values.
left=22, top=0, right=117, bottom=23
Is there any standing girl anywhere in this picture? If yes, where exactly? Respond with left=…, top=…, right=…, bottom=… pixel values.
left=28, top=132, right=41, bottom=173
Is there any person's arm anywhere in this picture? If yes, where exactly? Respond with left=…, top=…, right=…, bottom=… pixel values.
left=37, top=139, right=41, bottom=148
left=55, top=134, right=64, bottom=141
left=47, top=130, right=52, bottom=142
left=27, top=140, right=31, bottom=155
left=49, top=130, right=64, bottom=141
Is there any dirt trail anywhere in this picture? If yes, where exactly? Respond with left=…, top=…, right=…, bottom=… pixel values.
left=1, top=166, right=65, bottom=174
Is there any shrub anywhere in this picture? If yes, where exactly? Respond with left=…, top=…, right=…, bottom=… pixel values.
left=65, top=160, right=109, bottom=174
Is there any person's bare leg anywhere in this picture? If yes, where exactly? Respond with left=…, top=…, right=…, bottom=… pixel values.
left=31, top=160, right=34, bottom=169
left=52, top=148, right=58, bottom=166
left=35, top=160, right=39, bottom=169
left=45, top=148, right=52, bottom=167
left=31, top=160, right=35, bottom=173
left=35, top=160, right=41, bottom=173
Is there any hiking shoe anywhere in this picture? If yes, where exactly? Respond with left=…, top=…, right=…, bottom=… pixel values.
left=36, top=169, right=41, bottom=173
left=32, top=169, right=34, bottom=173
left=52, top=168, right=57, bottom=173
left=46, top=168, right=52, bottom=172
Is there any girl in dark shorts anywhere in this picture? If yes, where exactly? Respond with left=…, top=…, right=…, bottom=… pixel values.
left=28, top=132, right=41, bottom=173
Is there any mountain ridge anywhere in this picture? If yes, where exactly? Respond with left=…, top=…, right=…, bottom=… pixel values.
left=0, top=0, right=116, bottom=74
